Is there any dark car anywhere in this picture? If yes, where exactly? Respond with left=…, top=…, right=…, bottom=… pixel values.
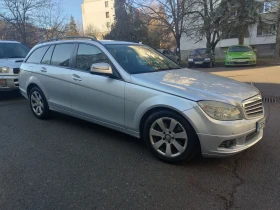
left=188, top=48, right=215, bottom=68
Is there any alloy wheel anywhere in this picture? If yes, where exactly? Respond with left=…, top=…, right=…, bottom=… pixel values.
left=149, top=117, right=188, bottom=158
left=31, top=91, right=44, bottom=116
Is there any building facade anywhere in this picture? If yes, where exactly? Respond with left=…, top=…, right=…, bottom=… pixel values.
left=180, top=1, right=278, bottom=60
left=82, top=0, right=116, bottom=38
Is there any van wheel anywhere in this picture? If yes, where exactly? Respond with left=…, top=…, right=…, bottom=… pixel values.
left=143, top=111, right=199, bottom=163
left=29, top=87, right=49, bottom=119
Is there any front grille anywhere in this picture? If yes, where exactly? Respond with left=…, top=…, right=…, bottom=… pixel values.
left=233, top=57, right=250, bottom=59
left=193, top=58, right=205, bottom=62
left=246, top=131, right=258, bottom=142
left=13, top=68, right=20, bottom=74
left=243, top=95, right=264, bottom=118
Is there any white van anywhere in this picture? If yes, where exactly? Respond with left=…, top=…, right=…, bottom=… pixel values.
left=0, top=40, right=29, bottom=91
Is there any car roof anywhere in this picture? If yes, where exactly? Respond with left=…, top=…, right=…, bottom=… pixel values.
left=36, top=39, right=141, bottom=47
left=0, top=40, right=21, bottom=44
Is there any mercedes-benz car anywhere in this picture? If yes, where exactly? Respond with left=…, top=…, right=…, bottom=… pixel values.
left=19, top=37, right=265, bottom=163
left=225, top=45, right=257, bottom=66
left=0, top=40, right=29, bottom=91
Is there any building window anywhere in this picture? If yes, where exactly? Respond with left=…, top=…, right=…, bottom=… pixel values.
left=106, top=12, right=109, bottom=18
left=257, top=24, right=276, bottom=36
left=106, top=22, right=110, bottom=28
left=105, top=1, right=108, bottom=7
left=259, top=1, right=277, bottom=13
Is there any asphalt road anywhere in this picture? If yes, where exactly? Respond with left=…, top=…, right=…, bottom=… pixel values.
left=0, top=66, right=280, bottom=210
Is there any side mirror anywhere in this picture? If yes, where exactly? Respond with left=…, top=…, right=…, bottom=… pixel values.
left=90, top=63, right=113, bottom=75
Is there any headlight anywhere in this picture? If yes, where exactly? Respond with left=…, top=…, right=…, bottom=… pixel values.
left=188, top=58, right=193, bottom=61
left=0, top=66, right=9, bottom=73
left=204, top=58, right=211, bottom=61
left=226, top=56, right=233, bottom=60
left=250, top=56, right=256, bottom=59
left=198, top=101, right=242, bottom=121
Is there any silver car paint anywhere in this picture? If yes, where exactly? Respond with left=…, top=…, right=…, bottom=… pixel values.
left=0, top=58, right=24, bottom=91
left=19, top=40, right=264, bottom=157
left=131, top=69, right=259, bottom=104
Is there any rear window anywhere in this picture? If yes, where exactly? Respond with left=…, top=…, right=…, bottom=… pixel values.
left=51, top=44, right=75, bottom=67
left=26, top=46, right=49, bottom=63
left=0, top=43, right=29, bottom=59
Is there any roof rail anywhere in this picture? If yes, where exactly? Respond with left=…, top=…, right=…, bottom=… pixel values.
left=39, top=36, right=97, bottom=44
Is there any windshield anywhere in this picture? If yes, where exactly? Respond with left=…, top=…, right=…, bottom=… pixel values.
left=192, top=48, right=211, bottom=55
left=0, top=43, right=29, bottom=59
left=105, top=44, right=180, bottom=74
left=229, top=46, right=252, bottom=52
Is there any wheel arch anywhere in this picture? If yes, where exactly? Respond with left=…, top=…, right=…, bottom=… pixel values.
left=139, top=106, right=202, bottom=154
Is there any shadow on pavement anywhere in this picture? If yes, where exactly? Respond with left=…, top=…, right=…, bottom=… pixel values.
left=0, top=90, right=23, bottom=101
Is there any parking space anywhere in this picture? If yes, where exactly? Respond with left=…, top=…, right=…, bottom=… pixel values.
left=0, top=66, right=280, bottom=210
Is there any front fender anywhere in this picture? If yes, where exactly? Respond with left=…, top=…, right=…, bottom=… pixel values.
left=125, top=83, right=198, bottom=132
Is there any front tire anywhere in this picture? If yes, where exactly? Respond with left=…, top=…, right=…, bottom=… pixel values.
left=29, top=87, right=49, bottom=119
left=143, top=110, right=199, bottom=163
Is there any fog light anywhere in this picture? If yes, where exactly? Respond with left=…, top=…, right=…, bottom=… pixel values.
left=0, top=79, right=7, bottom=87
left=219, top=139, right=236, bottom=148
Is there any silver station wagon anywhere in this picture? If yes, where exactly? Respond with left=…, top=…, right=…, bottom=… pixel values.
left=19, top=36, right=265, bottom=163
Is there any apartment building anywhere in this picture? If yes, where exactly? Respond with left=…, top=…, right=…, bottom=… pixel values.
left=82, top=0, right=116, bottom=38
left=180, top=1, right=278, bottom=60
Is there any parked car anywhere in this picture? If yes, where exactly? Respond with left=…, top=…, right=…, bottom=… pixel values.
left=188, top=48, right=215, bottom=68
left=225, top=45, right=257, bottom=66
left=158, top=49, right=180, bottom=63
left=19, top=36, right=265, bottom=163
left=0, top=41, right=29, bottom=92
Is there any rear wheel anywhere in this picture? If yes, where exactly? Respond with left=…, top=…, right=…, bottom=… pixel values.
left=143, top=111, right=199, bottom=163
left=29, top=87, right=49, bottom=119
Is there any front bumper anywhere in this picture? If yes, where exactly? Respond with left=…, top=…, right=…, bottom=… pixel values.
left=183, top=106, right=264, bottom=157
left=189, top=60, right=211, bottom=65
left=225, top=59, right=256, bottom=66
left=0, top=75, right=19, bottom=91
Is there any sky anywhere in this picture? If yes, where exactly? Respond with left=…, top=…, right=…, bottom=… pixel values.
left=62, top=0, right=84, bottom=23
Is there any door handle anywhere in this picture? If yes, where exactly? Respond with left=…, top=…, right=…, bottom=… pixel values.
left=41, top=67, right=47, bottom=72
left=72, top=74, right=82, bottom=81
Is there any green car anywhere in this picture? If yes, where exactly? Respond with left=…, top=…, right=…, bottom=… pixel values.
left=225, top=45, right=257, bottom=66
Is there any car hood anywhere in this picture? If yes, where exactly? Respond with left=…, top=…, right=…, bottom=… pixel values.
left=131, top=69, right=260, bottom=104
left=0, top=58, right=24, bottom=68
left=227, top=51, right=255, bottom=57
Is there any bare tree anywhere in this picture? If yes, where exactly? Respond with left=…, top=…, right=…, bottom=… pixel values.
left=0, top=0, right=67, bottom=46
left=132, top=0, right=195, bottom=58
left=84, top=24, right=99, bottom=39
left=221, top=0, right=260, bottom=45
left=186, top=0, right=227, bottom=53
left=36, top=0, right=68, bottom=40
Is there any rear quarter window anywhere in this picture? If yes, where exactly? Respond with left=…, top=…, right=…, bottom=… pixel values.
left=26, top=46, right=49, bottom=63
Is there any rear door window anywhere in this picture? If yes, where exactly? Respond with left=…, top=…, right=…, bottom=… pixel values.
left=41, top=45, right=54, bottom=65
left=26, top=46, right=49, bottom=63
left=51, top=44, right=75, bottom=67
